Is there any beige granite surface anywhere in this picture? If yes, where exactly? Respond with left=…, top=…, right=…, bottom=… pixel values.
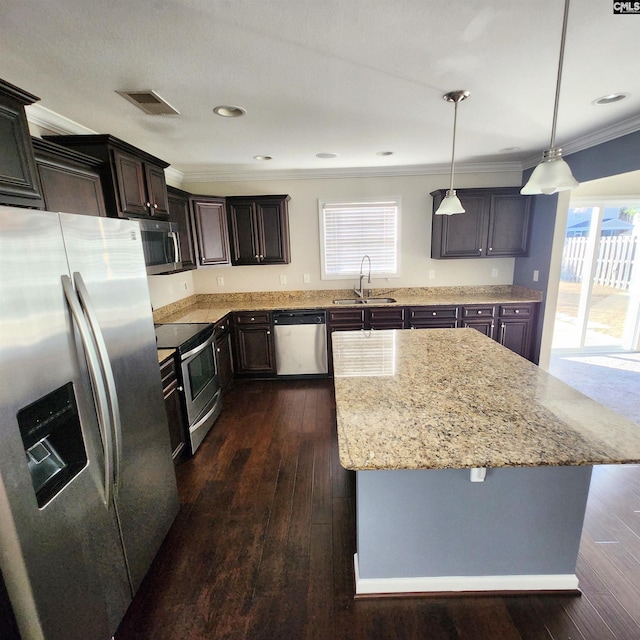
left=332, top=328, right=640, bottom=471
left=157, top=348, right=176, bottom=364
left=153, top=285, right=543, bottom=324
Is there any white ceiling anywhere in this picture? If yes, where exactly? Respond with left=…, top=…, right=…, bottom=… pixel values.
left=1, top=0, right=639, bottom=181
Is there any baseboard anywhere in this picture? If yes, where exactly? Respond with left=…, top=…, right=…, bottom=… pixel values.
left=353, top=554, right=580, bottom=596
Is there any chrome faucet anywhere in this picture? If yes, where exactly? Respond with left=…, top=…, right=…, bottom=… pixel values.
left=354, top=254, right=371, bottom=298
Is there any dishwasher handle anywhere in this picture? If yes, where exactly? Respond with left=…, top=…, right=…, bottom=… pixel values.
left=273, top=310, right=326, bottom=325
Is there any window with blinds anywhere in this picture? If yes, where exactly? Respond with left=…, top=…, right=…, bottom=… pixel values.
left=319, top=199, right=400, bottom=279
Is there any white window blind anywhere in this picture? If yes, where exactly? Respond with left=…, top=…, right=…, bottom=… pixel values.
left=319, top=199, right=399, bottom=279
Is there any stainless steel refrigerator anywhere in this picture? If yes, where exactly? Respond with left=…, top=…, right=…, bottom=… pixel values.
left=0, top=206, right=179, bottom=640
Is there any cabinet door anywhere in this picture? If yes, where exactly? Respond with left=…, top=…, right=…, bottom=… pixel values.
left=228, top=201, right=258, bottom=264
left=167, top=189, right=197, bottom=270
left=0, top=87, right=43, bottom=208
left=497, top=319, right=531, bottom=359
left=37, top=160, right=106, bottom=217
left=234, top=325, right=275, bottom=374
left=144, top=164, right=170, bottom=217
left=255, top=199, right=291, bottom=264
left=431, top=192, right=488, bottom=258
left=215, top=330, right=234, bottom=389
left=192, top=198, right=231, bottom=266
left=160, top=357, right=187, bottom=462
left=463, top=318, right=496, bottom=339
left=486, top=193, right=531, bottom=257
left=112, top=149, right=148, bottom=216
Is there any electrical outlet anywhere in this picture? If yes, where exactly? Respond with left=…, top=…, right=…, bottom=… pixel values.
left=280, top=275, right=287, bottom=285
left=533, top=270, right=539, bottom=282
left=216, top=276, right=224, bottom=286
left=428, top=270, right=436, bottom=280
left=491, top=268, right=499, bottom=278
left=303, top=273, right=311, bottom=284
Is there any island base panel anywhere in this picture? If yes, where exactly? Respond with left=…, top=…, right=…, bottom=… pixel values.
left=355, top=466, right=592, bottom=595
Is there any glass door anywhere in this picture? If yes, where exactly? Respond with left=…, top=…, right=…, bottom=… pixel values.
left=553, top=202, right=640, bottom=352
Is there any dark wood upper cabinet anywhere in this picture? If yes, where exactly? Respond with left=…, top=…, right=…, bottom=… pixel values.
left=431, top=187, right=531, bottom=259
left=191, top=195, right=231, bottom=266
left=42, top=134, right=170, bottom=219
left=167, top=186, right=197, bottom=270
left=32, top=137, right=106, bottom=216
left=0, top=79, right=44, bottom=209
left=227, top=195, right=291, bottom=265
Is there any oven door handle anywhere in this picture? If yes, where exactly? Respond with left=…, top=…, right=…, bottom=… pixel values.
left=181, top=331, right=215, bottom=361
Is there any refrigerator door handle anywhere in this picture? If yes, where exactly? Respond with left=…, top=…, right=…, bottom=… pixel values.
left=73, top=272, right=123, bottom=498
left=61, top=274, right=113, bottom=506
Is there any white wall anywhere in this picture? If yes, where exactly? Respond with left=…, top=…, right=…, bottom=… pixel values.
left=165, top=169, right=523, bottom=302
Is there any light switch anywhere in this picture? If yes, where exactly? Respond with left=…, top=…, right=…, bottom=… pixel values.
left=280, top=275, right=287, bottom=285
left=216, top=276, right=224, bottom=286
left=428, top=270, right=436, bottom=280
left=533, top=270, right=539, bottom=282
left=303, top=273, right=311, bottom=284
left=491, top=268, right=498, bottom=278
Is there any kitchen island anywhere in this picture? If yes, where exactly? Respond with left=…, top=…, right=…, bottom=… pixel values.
left=332, top=329, right=640, bottom=596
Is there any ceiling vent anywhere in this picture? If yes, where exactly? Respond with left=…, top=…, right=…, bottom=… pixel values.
left=116, top=90, right=180, bottom=115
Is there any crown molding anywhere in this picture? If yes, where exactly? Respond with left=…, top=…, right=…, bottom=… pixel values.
left=165, top=167, right=185, bottom=184
left=521, top=113, right=640, bottom=170
left=25, top=103, right=97, bottom=135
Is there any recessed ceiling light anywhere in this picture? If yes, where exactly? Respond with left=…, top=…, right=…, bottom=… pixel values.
left=253, top=155, right=272, bottom=161
left=592, top=93, right=628, bottom=105
left=376, top=151, right=394, bottom=156
left=213, top=105, right=246, bottom=117
left=316, top=152, right=337, bottom=159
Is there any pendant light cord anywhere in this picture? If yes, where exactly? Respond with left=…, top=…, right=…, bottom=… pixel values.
left=550, top=0, right=570, bottom=150
left=449, top=99, right=459, bottom=192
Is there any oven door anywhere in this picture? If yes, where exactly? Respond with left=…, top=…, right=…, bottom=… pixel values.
left=180, top=330, right=221, bottom=428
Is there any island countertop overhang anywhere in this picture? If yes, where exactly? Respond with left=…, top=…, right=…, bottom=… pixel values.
left=332, top=328, right=640, bottom=471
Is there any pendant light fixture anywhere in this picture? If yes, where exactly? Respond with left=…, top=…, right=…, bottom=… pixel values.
left=521, top=0, right=579, bottom=195
left=435, top=90, right=470, bottom=215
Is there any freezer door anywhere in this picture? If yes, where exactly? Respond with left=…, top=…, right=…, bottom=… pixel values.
left=0, top=208, right=131, bottom=640
left=59, top=212, right=179, bottom=593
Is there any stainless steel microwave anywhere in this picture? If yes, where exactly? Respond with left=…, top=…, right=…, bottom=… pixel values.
left=134, top=218, right=182, bottom=275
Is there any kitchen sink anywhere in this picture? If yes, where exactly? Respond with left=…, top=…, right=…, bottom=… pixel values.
left=332, top=297, right=396, bottom=305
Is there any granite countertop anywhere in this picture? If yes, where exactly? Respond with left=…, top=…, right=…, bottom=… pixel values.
left=153, top=285, right=543, bottom=324
left=332, top=328, right=640, bottom=471
left=157, top=348, right=176, bottom=364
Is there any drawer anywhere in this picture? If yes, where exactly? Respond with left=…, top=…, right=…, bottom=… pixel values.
left=214, top=314, right=231, bottom=334
left=367, top=307, right=405, bottom=322
left=499, top=304, right=533, bottom=318
left=328, top=308, right=365, bottom=324
left=409, top=306, right=458, bottom=321
left=409, top=320, right=458, bottom=329
left=235, top=311, right=272, bottom=325
left=462, top=305, right=496, bottom=318
left=159, top=356, right=177, bottom=390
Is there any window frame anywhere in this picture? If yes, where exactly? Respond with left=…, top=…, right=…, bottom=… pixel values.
left=318, top=197, right=401, bottom=281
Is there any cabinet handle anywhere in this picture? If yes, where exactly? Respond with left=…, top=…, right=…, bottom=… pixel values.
left=177, top=386, right=183, bottom=392
left=153, top=203, right=158, bottom=209
left=146, top=201, right=151, bottom=207
left=216, top=347, right=221, bottom=352
left=254, top=255, right=259, bottom=260
left=477, top=310, right=482, bottom=315
left=432, top=312, right=437, bottom=316
left=478, top=248, right=483, bottom=253
left=259, top=254, right=264, bottom=260
left=515, top=309, right=520, bottom=314
left=500, top=323, right=506, bottom=342
left=267, top=330, right=271, bottom=335
left=251, top=317, right=255, bottom=321
left=488, top=247, right=493, bottom=252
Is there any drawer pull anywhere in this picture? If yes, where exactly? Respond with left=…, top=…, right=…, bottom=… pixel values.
left=477, top=310, right=482, bottom=315
left=432, top=312, right=437, bottom=316
left=515, top=309, right=520, bottom=314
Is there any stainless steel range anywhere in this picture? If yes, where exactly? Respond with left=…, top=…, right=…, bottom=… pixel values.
left=155, top=323, right=222, bottom=454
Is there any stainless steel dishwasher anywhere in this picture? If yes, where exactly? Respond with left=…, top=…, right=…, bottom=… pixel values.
left=273, top=310, right=328, bottom=376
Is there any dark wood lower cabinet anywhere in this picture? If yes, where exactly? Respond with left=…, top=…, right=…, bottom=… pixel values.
left=407, top=305, right=459, bottom=329
left=160, top=355, right=187, bottom=462
left=233, top=312, right=275, bottom=376
left=214, top=315, right=234, bottom=388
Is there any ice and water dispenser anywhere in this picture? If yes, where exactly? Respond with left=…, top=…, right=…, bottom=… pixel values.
left=17, top=382, right=88, bottom=508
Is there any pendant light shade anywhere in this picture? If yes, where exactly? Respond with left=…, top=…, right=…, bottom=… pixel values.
left=521, top=0, right=579, bottom=195
left=435, top=90, right=469, bottom=216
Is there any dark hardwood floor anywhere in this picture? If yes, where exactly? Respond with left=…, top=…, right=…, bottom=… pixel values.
left=115, top=379, right=640, bottom=640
